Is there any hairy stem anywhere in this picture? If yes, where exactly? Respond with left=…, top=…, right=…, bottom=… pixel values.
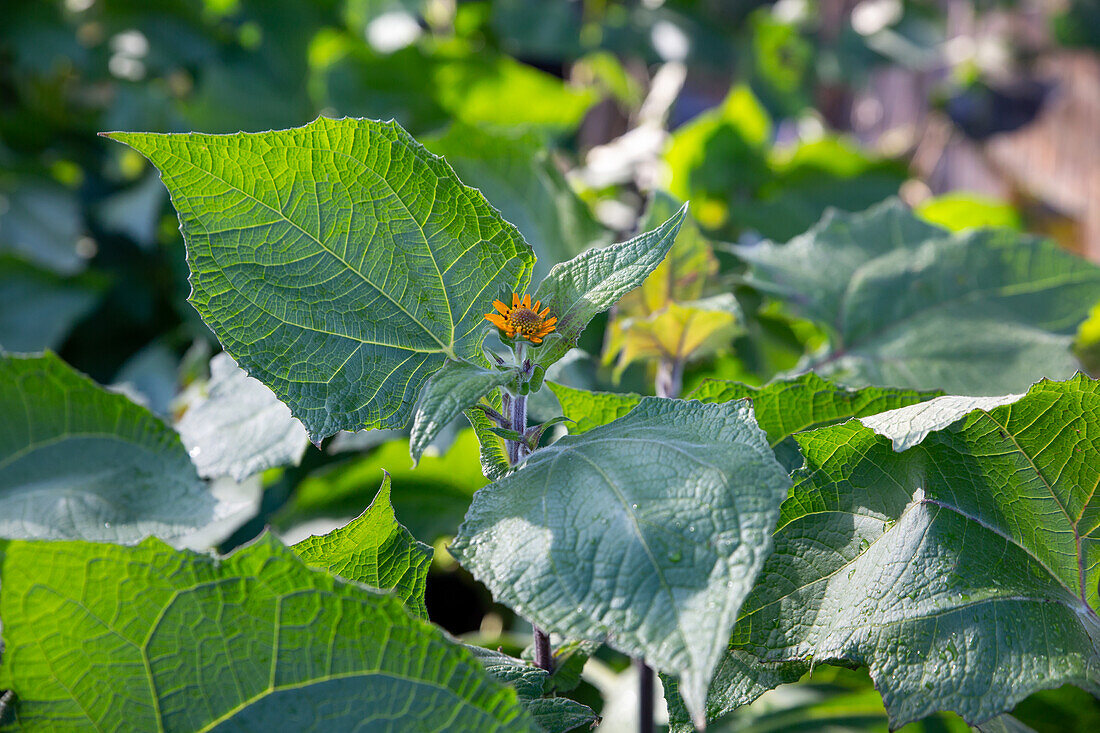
left=503, top=342, right=553, bottom=672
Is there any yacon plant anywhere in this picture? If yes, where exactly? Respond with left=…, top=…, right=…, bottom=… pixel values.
left=1, top=116, right=1099, bottom=732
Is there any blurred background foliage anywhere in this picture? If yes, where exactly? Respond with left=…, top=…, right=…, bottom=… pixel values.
left=2, top=0, right=1099, bottom=729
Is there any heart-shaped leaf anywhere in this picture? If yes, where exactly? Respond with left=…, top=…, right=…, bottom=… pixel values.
left=450, top=397, right=791, bottom=727
left=105, top=117, right=534, bottom=441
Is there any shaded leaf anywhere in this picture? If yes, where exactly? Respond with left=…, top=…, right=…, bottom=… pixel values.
left=465, top=401, right=512, bottom=481
left=471, top=646, right=599, bottom=733
left=0, top=352, right=254, bottom=547
left=736, top=199, right=1100, bottom=394
left=106, top=117, right=534, bottom=441
left=0, top=256, right=104, bottom=352
left=451, top=397, right=791, bottom=727
left=410, top=359, right=518, bottom=464
left=0, top=179, right=85, bottom=275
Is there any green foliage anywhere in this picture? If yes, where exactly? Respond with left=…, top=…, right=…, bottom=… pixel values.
left=312, top=35, right=595, bottom=135
left=410, top=360, right=519, bottom=464
left=451, top=397, right=792, bottom=727
left=424, top=124, right=610, bottom=282
left=291, top=475, right=432, bottom=618
left=916, top=192, right=1023, bottom=232
left=737, top=200, right=1100, bottom=394
left=275, top=430, right=486, bottom=544
left=0, top=533, right=538, bottom=732
left=663, top=86, right=905, bottom=239
left=175, top=352, right=308, bottom=481
left=0, top=257, right=104, bottom=352
left=697, top=375, right=1100, bottom=728
left=688, top=373, right=942, bottom=470
left=471, top=647, right=598, bottom=732
left=106, top=117, right=535, bottom=442
left=0, top=352, right=253, bottom=547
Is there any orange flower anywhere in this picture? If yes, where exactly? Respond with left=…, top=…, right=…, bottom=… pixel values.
left=485, top=293, right=557, bottom=344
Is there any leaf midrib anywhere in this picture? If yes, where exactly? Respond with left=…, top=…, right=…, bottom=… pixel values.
left=151, top=141, right=455, bottom=356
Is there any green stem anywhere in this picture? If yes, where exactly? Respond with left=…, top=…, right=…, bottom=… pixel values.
left=503, top=341, right=553, bottom=672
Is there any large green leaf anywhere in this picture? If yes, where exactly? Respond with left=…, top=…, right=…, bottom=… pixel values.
left=409, top=359, right=518, bottom=464
left=105, top=117, right=535, bottom=441
left=425, top=124, right=609, bottom=282
left=450, top=397, right=792, bottom=727
left=0, top=533, right=538, bottom=731
left=713, top=375, right=1100, bottom=728
left=531, top=206, right=687, bottom=370
left=291, top=474, right=432, bottom=618
left=735, top=199, right=1100, bottom=394
left=175, top=352, right=309, bottom=481
left=688, top=373, right=942, bottom=470
left=0, top=256, right=104, bottom=352
left=0, top=352, right=254, bottom=547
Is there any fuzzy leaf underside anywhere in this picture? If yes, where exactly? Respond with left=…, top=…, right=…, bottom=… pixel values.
left=176, top=352, right=309, bottom=481
left=451, top=397, right=791, bottom=726
left=410, top=360, right=518, bottom=464
left=702, top=375, right=1100, bottom=728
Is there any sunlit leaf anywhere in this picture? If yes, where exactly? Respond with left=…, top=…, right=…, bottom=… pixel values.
left=708, top=375, right=1100, bottom=728
left=0, top=534, right=538, bottom=731
left=291, top=474, right=432, bottom=617
left=107, top=117, right=534, bottom=441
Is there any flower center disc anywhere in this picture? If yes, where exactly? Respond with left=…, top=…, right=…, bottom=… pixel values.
left=508, top=307, right=541, bottom=334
